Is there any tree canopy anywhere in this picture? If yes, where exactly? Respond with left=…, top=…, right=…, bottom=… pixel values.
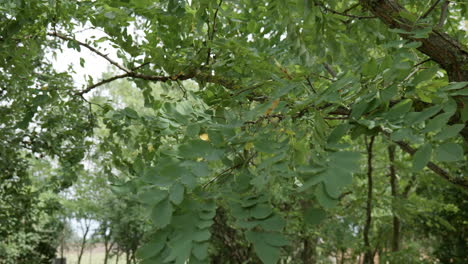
left=1, top=0, right=467, bottom=263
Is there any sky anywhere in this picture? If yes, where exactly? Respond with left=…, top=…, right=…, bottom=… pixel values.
left=48, top=27, right=119, bottom=90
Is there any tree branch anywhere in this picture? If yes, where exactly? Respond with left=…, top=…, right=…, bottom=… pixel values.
left=48, top=32, right=131, bottom=73
left=420, top=0, right=441, bottom=19
left=206, top=0, right=223, bottom=65
left=358, top=0, right=468, bottom=82
left=315, top=1, right=376, bottom=19
left=437, top=0, right=450, bottom=28
left=381, top=131, right=468, bottom=189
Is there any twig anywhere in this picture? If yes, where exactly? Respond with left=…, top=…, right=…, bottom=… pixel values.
left=48, top=32, right=131, bottom=73
left=202, top=153, right=255, bottom=189
left=77, top=73, right=131, bottom=95
left=309, top=72, right=334, bottom=81
left=437, top=0, right=450, bottom=27
left=315, top=1, right=376, bottom=19
left=420, top=0, right=441, bottom=19
left=130, top=61, right=150, bottom=71
left=342, top=3, right=360, bottom=14
left=323, top=63, right=337, bottom=79
left=206, top=0, right=223, bottom=65
left=305, top=77, right=317, bottom=93
left=381, top=131, right=467, bottom=189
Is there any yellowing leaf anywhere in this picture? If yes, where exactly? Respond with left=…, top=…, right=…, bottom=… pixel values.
left=265, top=99, right=280, bottom=115
left=199, top=133, right=209, bottom=141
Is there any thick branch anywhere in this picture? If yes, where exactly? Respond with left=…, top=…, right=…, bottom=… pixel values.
left=359, top=0, right=468, bottom=82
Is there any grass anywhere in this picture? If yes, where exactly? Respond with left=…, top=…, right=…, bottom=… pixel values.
left=62, top=244, right=126, bottom=264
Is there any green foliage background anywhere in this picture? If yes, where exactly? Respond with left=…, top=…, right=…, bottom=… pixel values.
left=0, top=0, right=467, bottom=263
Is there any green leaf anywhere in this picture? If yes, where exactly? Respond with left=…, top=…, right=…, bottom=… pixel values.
left=250, top=205, right=273, bottom=219
left=169, top=183, right=185, bottom=205
left=192, top=242, right=209, bottom=260
left=412, top=144, right=432, bottom=171
left=405, top=105, right=442, bottom=125
left=304, top=207, right=327, bottom=226
left=385, top=99, right=412, bottom=121
left=412, top=66, right=438, bottom=85
left=435, top=143, right=464, bottom=162
left=440, top=81, right=468, bottom=91
left=138, top=188, right=168, bottom=205
left=246, top=231, right=288, bottom=264
left=136, top=231, right=169, bottom=259
left=422, top=113, right=452, bottom=133
left=123, top=107, right=139, bottom=119
left=259, top=215, right=286, bottom=231
left=433, top=124, right=464, bottom=141
left=350, top=100, right=369, bottom=119
left=380, top=85, right=398, bottom=102
left=327, top=123, right=350, bottom=145
left=151, top=198, right=173, bottom=228
left=192, top=229, right=211, bottom=242
left=315, top=183, right=338, bottom=209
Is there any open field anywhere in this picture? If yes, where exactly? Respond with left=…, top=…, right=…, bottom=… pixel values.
left=62, top=244, right=126, bottom=264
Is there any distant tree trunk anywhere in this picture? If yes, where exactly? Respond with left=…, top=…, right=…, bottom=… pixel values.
left=115, top=248, right=120, bottom=264
left=301, top=235, right=318, bottom=263
left=388, top=146, right=400, bottom=252
left=102, top=221, right=114, bottom=264
left=363, top=136, right=375, bottom=264
left=77, top=219, right=91, bottom=264
left=126, top=250, right=131, bottom=264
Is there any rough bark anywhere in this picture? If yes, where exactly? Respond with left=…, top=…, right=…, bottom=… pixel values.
left=359, top=0, right=468, bottom=82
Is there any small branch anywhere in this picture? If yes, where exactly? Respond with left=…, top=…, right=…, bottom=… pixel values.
left=307, top=72, right=334, bottom=81
left=420, top=0, right=441, bottom=19
left=413, top=58, right=432, bottom=68
left=315, top=1, right=376, bottom=19
left=305, top=77, right=317, bottom=93
left=48, top=32, right=131, bottom=73
left=342, top=3, right=360, bottom=14
left=381, top=131, right=468, bottom=189
left=206, top=0, right=223, bottom=65
left=202, top=153, right=255, bottom=189
left=77, top=73, right=131, bottom=95
left=130, top=61, right=150, bottom=71
left=323, top=63, right=337, bottom=79
left=437, top=0, right=450, bottom=27
left=77, top=71, right=197, bottom=95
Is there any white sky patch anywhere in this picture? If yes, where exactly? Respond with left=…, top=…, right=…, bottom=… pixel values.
left=47, top=28, right=117, bottom=87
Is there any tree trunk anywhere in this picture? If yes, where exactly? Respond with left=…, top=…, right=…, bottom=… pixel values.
left=77, top=219, right=91, bottom=264
left=103, top=222, right=114, bottom=264
left=388, top=146, right=401, bottom=252
left=363, top=136, right=375, bottom=264
left=115, top=248, right=120, bottom=264
left=301, top=235, right=318, bottom=263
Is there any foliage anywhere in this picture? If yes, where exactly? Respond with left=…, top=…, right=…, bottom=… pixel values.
left=1, top=0, right=467, bottom=263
